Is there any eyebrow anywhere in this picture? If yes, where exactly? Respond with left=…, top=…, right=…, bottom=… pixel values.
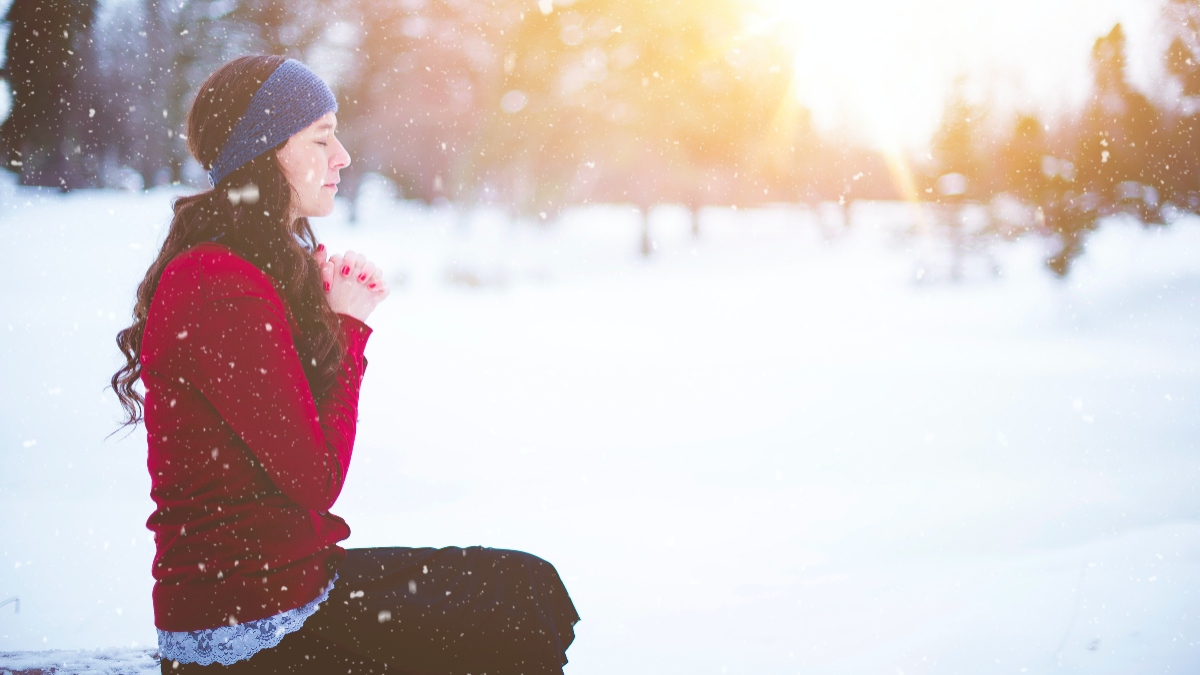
left=315, top=122, right=336, bottom=132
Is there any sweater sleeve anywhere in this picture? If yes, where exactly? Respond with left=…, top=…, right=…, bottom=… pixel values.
left=193, top=293, right=371, bottom=512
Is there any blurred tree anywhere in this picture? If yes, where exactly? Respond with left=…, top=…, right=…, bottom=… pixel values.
left=93, top=0, right=334, bottom=189
left=673, top=17, right=795, bottom=225
left=140, top=0, right=192, bottom=186
left=99, top=0, right=210, bottom=188
left=0, top=0, right=102, bottom=188
left=1162, top=114, right=1200, bottom=212
left=224, top=0, right=331, bottom=56
left=1166, top=36, right=1200, bottom=97
left=781, top=106, right=829, bottom=203
left=1000, top=114, right=1048, bottom=204
left=927, top=78, right=987, bottom=280
left=1164, top=0, right=1200, bottom=96
left=929, top=77, right=986, bottom=201
left=1074, top=24, right=1163, bottom=206
left=1160, top=0, right=1200, bottom=209
left=472, top=0, right=792, bottom=253
left=1036, top=24, right=1167, bottom=277
left=93, top=1, right=159, bottom=188
left=336, top=0, right=515, bottom=215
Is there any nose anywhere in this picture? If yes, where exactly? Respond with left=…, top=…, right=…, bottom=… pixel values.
left=331, top=136, right=351, bottom=170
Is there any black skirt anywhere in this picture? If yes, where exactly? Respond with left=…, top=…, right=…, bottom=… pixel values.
left=161, top=546, right=580, bottom=675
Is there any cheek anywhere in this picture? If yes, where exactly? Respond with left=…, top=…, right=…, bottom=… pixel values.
left=303, top=163, right=320, bottom=184
left=297, top=152, right=325, bottom=185
left=279, top=150, right=315, bottom=187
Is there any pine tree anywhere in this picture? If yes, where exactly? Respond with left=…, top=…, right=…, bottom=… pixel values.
left=929, top=78, right=985, bottom=201
left=0, top=0, right=100, bottom=188
left=1074, top=24, right=1162, bottom=205
left=1161, top=0, right=1200, bottom=209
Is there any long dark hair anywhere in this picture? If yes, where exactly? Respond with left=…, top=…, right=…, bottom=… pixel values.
left=110, top=55, right=345, bottom=430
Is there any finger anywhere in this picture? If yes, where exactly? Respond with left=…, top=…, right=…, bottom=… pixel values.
left=325, top=254, right=342, bottom=289
left=339, top=250, right=362, bottom=279
left=348, top=252, right=366, bottom=280
left=319, top=261, right=335, bottom=292
left=313, top=243, right=328, bottom=266
left=356, top=262, right=378, bottom=284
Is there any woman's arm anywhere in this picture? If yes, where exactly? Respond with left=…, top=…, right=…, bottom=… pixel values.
left=193, top=293, right=371, bottom=512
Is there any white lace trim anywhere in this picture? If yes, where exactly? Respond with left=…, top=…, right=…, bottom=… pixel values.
left=157, top=574, right=338, bottom=666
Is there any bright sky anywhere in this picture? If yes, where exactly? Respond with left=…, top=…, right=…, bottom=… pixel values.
left=746, top=0, right=1163, bottom=149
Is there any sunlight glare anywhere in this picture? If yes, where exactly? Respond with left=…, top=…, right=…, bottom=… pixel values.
left=744, top=0, right=1158, bottom=150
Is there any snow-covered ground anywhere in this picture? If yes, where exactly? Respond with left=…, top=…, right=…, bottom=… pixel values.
left=1, top=180, right=1199, bottom=674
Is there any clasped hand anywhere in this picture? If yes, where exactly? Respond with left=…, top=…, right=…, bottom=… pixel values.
left=313, top=245, right=389, bottom=323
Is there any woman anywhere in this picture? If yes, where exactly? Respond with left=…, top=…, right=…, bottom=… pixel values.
left=111, top=55, right=579, bottom=674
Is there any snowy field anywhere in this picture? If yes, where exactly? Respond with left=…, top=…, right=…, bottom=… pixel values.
left=1, top=178, right=1199, bottom=674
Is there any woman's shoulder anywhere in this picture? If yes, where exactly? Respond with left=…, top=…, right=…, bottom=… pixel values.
left=164, top=242, right=282, bottom=306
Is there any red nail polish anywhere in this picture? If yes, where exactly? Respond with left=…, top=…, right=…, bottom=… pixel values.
left=323, top=281, right=331, bottom=291
left=316, top=243, right=324, bottom=252
left=369, top=283, right=376, bottom=289
left=341, top=266, right=350, bottom=275
left=358, top=273, right=367, bottom=281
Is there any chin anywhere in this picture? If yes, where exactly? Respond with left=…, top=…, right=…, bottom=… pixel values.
left=306, top=201, right=336, bottom=219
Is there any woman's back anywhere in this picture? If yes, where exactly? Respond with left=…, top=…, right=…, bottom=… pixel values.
left=141, top=242, right=371, bottom=632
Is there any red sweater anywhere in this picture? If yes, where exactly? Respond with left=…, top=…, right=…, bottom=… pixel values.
left=140, top=242, right=371, bottom=632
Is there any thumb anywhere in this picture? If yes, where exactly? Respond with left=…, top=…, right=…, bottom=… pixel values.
left=319, top=260, right=335, bottom=292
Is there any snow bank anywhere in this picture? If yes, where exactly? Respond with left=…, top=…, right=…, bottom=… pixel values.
left=0, top=648, right=157, bottom=674
left=2, top=186, right=1199, bottom=673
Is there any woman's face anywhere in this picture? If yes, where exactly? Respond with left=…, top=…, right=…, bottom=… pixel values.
left=275, top=111, right=351, bottom=220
